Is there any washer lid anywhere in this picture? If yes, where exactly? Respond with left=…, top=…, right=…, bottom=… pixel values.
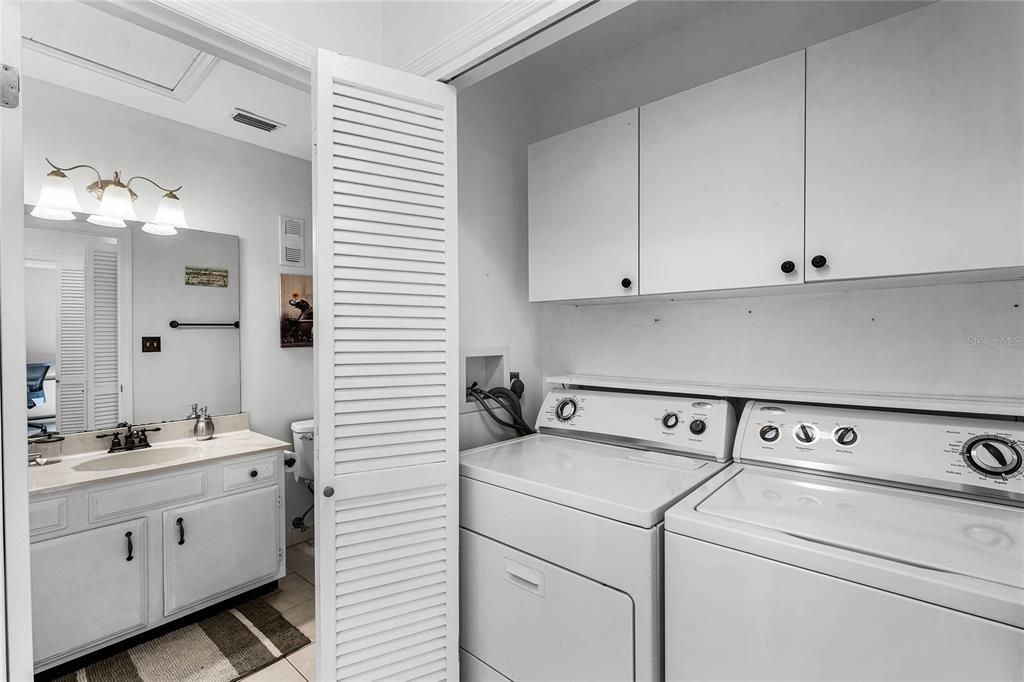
left=460, top=434, right=725, bottom=528
left=691, top=467, right=1024, bottom=590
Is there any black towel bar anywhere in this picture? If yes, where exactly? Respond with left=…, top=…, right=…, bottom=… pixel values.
left=169, top=321, right=240, bottom=329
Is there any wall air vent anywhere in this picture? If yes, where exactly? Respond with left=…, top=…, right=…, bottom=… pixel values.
left=231, top=108, right=284, bottom=133
left=280, top=216, right=305, bottom=267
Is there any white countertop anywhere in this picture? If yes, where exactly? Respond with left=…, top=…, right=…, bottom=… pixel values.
left=29, top=430, right=290, bottom=495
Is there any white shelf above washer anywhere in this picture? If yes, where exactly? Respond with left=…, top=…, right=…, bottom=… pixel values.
left=545, top=374, right=1024, bottom=418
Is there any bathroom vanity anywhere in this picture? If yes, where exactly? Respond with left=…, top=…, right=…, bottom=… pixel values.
left=27, top=419, right=289, bottom=672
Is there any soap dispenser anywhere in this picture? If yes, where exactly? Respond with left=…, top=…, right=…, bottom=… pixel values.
left=194, top=406, right=215, bottom=441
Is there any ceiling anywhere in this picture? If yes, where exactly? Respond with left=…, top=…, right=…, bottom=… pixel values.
left=21, top=1, right=311, bottom=160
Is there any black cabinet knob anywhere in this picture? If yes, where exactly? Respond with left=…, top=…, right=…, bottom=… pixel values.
left=811, top=255, right=828, bottom=269
left=780, top=260, right=795, bottom=274
left=249, top=470, right=258, bottom=478
left=621, top=277, right=632, bottom=289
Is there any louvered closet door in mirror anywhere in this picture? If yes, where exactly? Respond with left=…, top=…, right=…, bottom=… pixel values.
left=313, top=51, right=458, bottom=682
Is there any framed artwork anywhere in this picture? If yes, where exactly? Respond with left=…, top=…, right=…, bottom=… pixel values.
left=280, top=274, right=313, bottom=348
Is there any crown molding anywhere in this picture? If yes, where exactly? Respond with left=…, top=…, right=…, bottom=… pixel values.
left=402, top=0, right=639, bottom=87
left=83, top=0, right=314, bottom=91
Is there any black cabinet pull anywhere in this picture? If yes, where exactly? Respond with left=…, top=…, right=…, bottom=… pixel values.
left=621, top=277, right=632, bottom=289
left=176, top=517, right=185, bottom=545
left=125, top=531, right=134, bottom=562
left=780, top=260, right=796, bottom=274
left=811, top=255, right=828, bottom=269
left=249, top=470, right=258, bottom=478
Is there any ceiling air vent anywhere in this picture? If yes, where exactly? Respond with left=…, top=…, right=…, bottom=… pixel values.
left=280, top=216, right=305, bottom=267
left=231, top=108, right=284, bottom=133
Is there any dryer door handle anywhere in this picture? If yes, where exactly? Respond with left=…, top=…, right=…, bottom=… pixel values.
left=504, top=559, right=544, bottom=595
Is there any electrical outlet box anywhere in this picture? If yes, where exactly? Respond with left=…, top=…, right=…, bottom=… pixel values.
left=461, top=346, right=509, bottom=415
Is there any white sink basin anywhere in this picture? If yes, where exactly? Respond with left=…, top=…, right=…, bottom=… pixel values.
left=74, top=446, right=202, bottom=472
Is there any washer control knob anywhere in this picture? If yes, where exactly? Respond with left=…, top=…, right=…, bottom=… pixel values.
left=555, top=398, right=578, bottom=422
left=662, top=413, right=680, bottom=430
left=962, top=436, right=1023, bottom=477
left=759, top=425, right=780, bottom=443
left=795, top=424, right=817, bottom=444
left=689, top=419, right=707, bottom=435
left=834, top=426, right=858, bottom=447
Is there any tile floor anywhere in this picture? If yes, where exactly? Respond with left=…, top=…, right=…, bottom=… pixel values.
left=249, top=541, right=318, bottom=681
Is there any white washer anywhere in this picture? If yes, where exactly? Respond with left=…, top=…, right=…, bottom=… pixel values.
left=665, top=401, right=1024, bottom=681
left=460, top=387, right=737, bottom=681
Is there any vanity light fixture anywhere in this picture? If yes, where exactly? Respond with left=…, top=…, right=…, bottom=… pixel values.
left=31, top=158, right=190, bottom=234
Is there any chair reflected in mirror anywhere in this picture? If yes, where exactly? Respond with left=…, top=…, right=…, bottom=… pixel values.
left=27, top=362, right=57, bottom=438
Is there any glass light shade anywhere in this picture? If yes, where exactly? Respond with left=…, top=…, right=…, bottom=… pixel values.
left=87, top=213, right=127, bottom=228
left=31, top=171, right=82, bottom=220
left=141, top=223, right=178, bottom=236
left=151, top=192, right=189, bottom=229
left=88, top=183, right=136, bottom=228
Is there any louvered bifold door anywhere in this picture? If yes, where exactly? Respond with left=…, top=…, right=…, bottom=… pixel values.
left=86, top=246, right=119, bottom=429
left=313, top=51, right=459, bottom=682
left=55, top=265, right=87, bottom=433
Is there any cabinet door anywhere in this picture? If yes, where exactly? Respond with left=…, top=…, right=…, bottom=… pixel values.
left=528, top=109, right=639, bottom=301
left=164, top=486, right=281, bottom=615
left=806, top=2, right=1024, bottom=281
left=640, top=51, right=805, bottom=294
left=31, top=519, right=146, bottom=664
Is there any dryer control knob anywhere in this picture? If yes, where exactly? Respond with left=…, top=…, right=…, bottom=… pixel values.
left=962, top=436, right=1023, bottom=477
left=689, top=419, right=707, bottom=435
left=662, top=413, right=680, bottom=429
left=795, top=424, right=817, bottom=444
left=759, top=425, right=780, bottom=443
left=555, top=398, right=578, bottom=422
left=834, top=427, right=858, bottom=447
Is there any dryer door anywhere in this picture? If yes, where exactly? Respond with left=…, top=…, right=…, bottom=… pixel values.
left=461, top=529, right=634, bottom=681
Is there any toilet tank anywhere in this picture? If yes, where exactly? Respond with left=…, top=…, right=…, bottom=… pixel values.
left=289, top=418, right=315, bottom=481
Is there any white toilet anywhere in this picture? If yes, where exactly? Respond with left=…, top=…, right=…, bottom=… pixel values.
left=286, top=418, right=315, bottom=482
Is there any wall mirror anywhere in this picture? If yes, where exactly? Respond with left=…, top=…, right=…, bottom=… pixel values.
left=24, top=211, right=241, bottom=437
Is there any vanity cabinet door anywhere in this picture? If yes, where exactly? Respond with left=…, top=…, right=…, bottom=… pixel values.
left=31, top=519, right=147, bottom=664
left=164, top=486, right=281, bottom=616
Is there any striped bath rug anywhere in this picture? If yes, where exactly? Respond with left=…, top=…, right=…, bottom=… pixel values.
left=50, top=598, right=310, bottom=682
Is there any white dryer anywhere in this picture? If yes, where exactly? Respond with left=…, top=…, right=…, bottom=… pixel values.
left=460, top=387, right=737, bottom=681
left=665, top=401, right=1024, bottom=681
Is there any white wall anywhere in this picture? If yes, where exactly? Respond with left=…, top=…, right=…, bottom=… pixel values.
left=23, top=77, right=315, bottom=518
left=540, top=281, right=1024, bottom=401
left=458, top=71, right=543, bottom=449
left=23, top=265, right=56, bottom=365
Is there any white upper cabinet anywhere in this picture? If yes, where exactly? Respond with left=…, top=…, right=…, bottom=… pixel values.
left=640, top=51, right=805, bottom=294
left=806, top=1, right=1024, bottom=281
left=529, top=110, right=640, bottom=302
